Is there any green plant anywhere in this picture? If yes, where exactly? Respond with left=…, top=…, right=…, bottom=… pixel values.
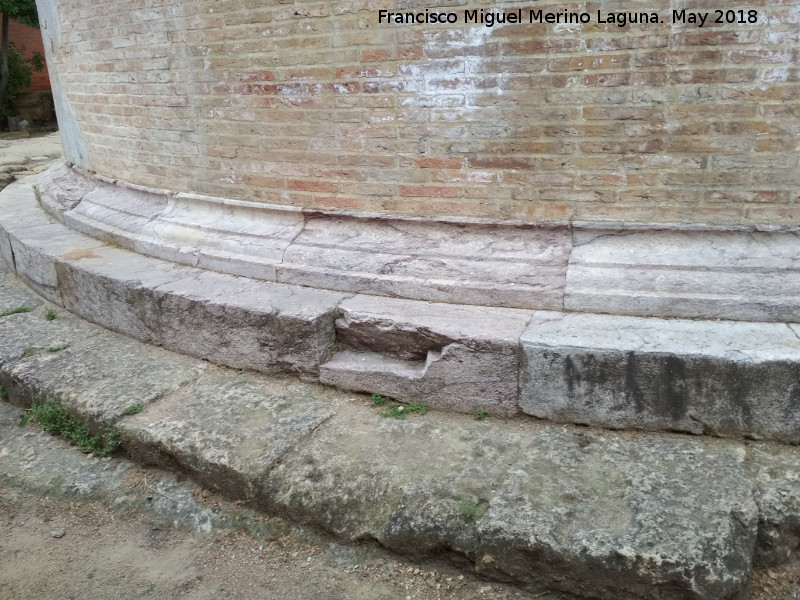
left=0, top=383, right=6, bottom=398
left=474, top=409, right=486, bottom=421
left=0, top=305, right=31, bottom=317
left=32, top=184, right=42, bottom=206
left=371, top=393, right=428, bottom=419
left=24, top=399, right=122, bottom=457
left=458, top=497, right=486, bottom=520
left=380, top=401, right=428, bottom=420
left=124, top=402, right=144, bottom=415
left=47, top=343, right=69, bottom=352
left=371, top=393, right=389, bottom=406
left=22, top=346, right=36, bottom=357
left=44, top=307, right=58, bottom=320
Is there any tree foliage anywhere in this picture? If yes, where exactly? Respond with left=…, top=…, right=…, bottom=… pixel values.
left=1, top=0, right=41, bottom=123
left=0, top=0, right=39, bottom=28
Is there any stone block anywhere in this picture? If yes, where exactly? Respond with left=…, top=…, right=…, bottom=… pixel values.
left=265, top=405, right=756, bottom=600
left=279, top=215, right=571, bottom=309
left=565, top=229, right=800, bottom=322
left=520, top=311, right=800, bottom=442
left=119, top=371, right=338, bottom=500
left=321, top=295, right=533, bottom=415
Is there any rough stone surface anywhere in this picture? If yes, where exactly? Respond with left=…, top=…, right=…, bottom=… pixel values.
left=119, top=371, right=338, bottom=501
left=280, top=215, right=571, bottom=309
left=0, top=259, right=43, bottom=314
left=335, top=294, right=533, bottom=359
left=3, top=328, right=206, bottom=427
left=148, top=270, right=345, bottom=376
left=748, top=444, right=800, bottom=567
left=265, top=406, right=757, bottom=600
left=2, top=255, right=800, bottom=599
left=520, top=312, right=800, bottom=442
left=321, top=295, right=532, bottom=415
left=566, top=230, right=800, bottom=323
left=321, top=347, right=519, bottom=416
left=0, top=403, right=132, bottom=500
left=0, top=308, right=99, bottom=372
left=0, top=183, right=345, bottom=376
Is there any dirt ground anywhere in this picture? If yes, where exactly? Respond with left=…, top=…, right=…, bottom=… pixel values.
left=2, top=467, right=799, bottom=600
left=0, top=467, right=549, bottom=600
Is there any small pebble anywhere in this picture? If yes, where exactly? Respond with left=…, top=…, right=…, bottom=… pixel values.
left=51, top=529, right=65, bottom=538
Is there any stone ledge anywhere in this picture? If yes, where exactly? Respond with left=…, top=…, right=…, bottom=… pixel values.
left=520, top=312, right=800, bottom=443
left=2, top=174, right=800, bottom=442
left=38, top=162, right=800, bottom=322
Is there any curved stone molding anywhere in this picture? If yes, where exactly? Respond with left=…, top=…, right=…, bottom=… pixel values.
left=40, top=163, right=570, bottom=310
left=39, top=163, right=800, bottom=322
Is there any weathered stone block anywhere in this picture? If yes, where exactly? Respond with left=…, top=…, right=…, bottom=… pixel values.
left=321, top=295, right=532, bottom=415
left=279, top=215, right=571, bottom=309
left=521, top=312, right=800, bottom=442
left=565, top=229, right=800, bottom=322
left=265, top=406, right=757, bottom=600
left=120, top=371, right=337, bottom=500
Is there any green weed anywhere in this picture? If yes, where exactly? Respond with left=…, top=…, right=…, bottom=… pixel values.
left=44, top=308, right=58, bottom=321
left=371, top=393, right=389, bottom=406
left=32, top=184, right=42, bottom=206
left=22, top=347, right=37, bottom=357
left=0, top=384, right=6, bottom=399
left=47, top=343, right=69, bottom=353
left=124, top=402, right=144, bottom=416
left=0, top=306, right=32, bottom=318
left=458, top=497, right=486, bottom=520
left=24, top=399, right=121, bottom=457
left=475, top=410, right=486, bottom=421
left=371, top=393, right=428, bottom=419
left=380, top=401, right=428, bottom=420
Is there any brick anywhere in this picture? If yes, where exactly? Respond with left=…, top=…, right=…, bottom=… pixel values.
left=38, top=0, right=800, bottom=227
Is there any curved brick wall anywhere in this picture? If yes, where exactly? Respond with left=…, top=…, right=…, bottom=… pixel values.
left=37, top=0, right=800, bottom=225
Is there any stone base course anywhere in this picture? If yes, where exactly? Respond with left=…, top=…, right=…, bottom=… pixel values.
left=2, top=251, right=800, bottom=599
left=2, top=173, right=800, bottom=442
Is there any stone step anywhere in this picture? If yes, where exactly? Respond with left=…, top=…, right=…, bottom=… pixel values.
left=520, top=311, right=800, bottom=443
left=2, top=175, right=800, bottom=444
left=2, top=253, right=800, bottom=599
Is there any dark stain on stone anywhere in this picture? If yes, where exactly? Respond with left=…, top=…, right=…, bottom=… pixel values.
left=624, top=352, right=646, bottom=414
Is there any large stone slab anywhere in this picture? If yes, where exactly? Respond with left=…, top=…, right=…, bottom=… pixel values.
left=520, top=312, right=800, bottom=442
left=119, top=371, right=339, bottom=501
left=320, top=295, right=532, bottom=415
left=566, top=229, right=800, bottom=322
left=0, top=308, right=99, bottom=371
left=8, top=223, right=347, bottom=376
left=0, top=403, right=133, bottom=500
left=264, top=405, right=757, bottom=599
left=2, top=328, right=206, bottom=427
left=280, top=215, right=571, bottom=309
left=147, top=270, right=345, bottom=376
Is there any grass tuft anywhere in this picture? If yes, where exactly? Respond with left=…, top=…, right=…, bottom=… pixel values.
left=371, top=394, right=428, bottom=419
left=23, top=399, right=121, bottom=457
left=0, top=306, right=32, bottom=318
left=124, top=402, right=144, bottom=416
left=44, top=308, right=58, bottom=321
left=458, top=497, right=487, bottom=520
